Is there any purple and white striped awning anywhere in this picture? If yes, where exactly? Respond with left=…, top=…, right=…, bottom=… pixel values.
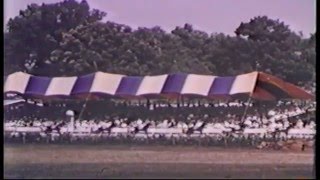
left=3, top=71, right=314, bottom=101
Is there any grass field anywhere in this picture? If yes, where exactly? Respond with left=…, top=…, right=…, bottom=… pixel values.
left=4, top=144, right=315, bottom=179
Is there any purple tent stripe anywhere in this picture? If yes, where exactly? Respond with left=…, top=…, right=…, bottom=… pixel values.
left=209, top=76, right=236, bottom=95
left=25, top=76, right=52, bottom=95
left=161, top=74, right=187, bottom=94
left=116, top=76, right=144, bottom=95
left=71, top=73, right=95, bottom=94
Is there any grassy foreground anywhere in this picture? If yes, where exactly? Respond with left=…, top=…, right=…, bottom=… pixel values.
left=4, top=143, right=315, bottom=179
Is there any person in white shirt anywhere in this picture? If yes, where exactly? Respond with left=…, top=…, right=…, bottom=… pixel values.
left=268, top=109, right=276, bottom=117
left=295, top=119, right=304, bottom=129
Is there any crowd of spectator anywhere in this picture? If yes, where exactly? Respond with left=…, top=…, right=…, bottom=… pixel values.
left=4, top=99, right=316, bottom=146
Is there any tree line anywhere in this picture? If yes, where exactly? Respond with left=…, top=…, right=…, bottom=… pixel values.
left=4, top=0, right=315, bottom=88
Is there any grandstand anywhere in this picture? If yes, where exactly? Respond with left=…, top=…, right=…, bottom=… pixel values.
left=4, top=71, right=315, bottom=149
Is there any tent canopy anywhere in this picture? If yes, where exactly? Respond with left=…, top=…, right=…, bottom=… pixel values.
left=3, top=71, right=314, bottom=101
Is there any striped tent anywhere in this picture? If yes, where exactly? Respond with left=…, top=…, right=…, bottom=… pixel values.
left=3, top=71, right=314, bottom=101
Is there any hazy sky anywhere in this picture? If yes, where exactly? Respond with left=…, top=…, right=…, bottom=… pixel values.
left=4, top=0, right=316, bottom=37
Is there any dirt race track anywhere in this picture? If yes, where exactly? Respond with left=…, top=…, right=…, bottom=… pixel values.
left=4, top=144, right=315, bottom=179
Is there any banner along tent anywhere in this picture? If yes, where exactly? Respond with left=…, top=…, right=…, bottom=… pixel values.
left=4, top=71, right=314, bottom=101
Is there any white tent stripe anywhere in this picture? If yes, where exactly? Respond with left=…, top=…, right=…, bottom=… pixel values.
left=136, top=75, right=168, bottom=95
left=181, top=74, right=216, bottom=96
left=89, top=72, right=124, bottom=95
left=45, top=77, right=78, bottom=96
left=4, top=72, right=31, bottom=94
left=229, top=72, right=258, bottom=95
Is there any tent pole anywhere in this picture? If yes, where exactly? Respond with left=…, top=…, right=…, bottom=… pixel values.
left=240, top=96, right=252, bottom=123
left=241, top=66, right=258, bottom=123
left=76, top=66, right=98, bottom=122
left=181, top=95, right=184, bottom=107
left=77, top=94, right=91, bottom=122
left=147, top=98, right=150, bottom=109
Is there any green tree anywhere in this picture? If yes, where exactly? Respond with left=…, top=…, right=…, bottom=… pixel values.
left=4, top=0, right=106, bottom=76
left=4, top=1, right=315, bottom=87
left=234, top=16, right=315, bottom=84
